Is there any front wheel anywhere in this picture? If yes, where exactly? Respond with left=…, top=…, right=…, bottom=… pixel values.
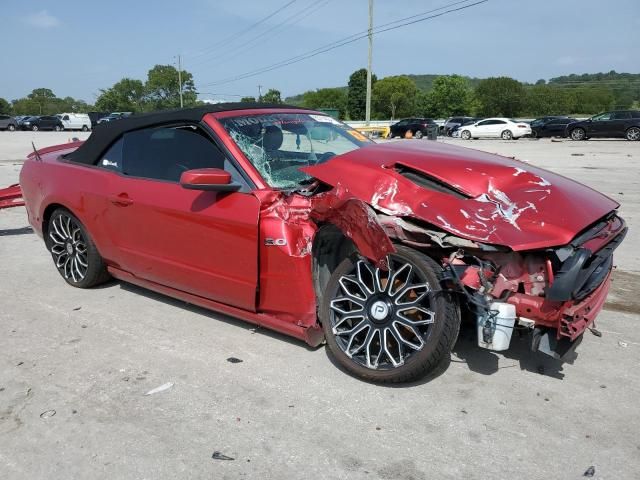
left=82, top=125, right=89, bottom=132
left=8, top=124, right=15, bottom=131
left=414, top=130, right=424, bottom=139
left=54, top=125, right=63, bottom=132
left=321, top=245, right=460, bottom=383
left=45, top=209, right=111, bottom=288
left=31, top=125, right=39, bottom=131
left=501, top=129, right=513, bottom=140
left=461, top=130, right=471, bottom=140
left=570, top=128, right=586, bottom=141
left=626, top=126, right=640, bottom=141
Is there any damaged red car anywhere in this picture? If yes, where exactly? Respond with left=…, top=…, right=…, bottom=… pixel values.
left=18, top=104, right=627, bottom=383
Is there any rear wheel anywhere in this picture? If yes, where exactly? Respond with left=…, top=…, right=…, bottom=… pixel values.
left=45, top=209, right=110, bottom=288
left=626, top=126, right=640, bottom=141
left=7, top=124, right=15, bottom=131
left=501, top=129, right=513, bottom=140
left=414, top=130, right=424, bottom=139
left=82, top=125, right=89, bottom=132
left=461, top=130, right=471, bottom=140
left=321, top=245, right=460, bottom=383
left=570, top=128, right=586, bottom=141
left=31, top=125, right=39, bottom=131
left=54, top=125, right=63, bottom=132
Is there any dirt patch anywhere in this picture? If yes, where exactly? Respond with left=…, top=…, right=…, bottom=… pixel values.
left=605, top=270, right=640, bottom=315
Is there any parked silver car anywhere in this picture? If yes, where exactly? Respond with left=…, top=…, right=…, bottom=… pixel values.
left=0, top=115, right=17, bottom=131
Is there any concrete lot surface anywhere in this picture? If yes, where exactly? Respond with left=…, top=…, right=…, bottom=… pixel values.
left=1, top=132, right=639, bottom=479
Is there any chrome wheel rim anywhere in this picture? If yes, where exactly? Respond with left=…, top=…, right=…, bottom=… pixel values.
left=462, top=130, right=470, bottom=139
left=415, top=131, right=423, bottom=139
left=329, top=257, right=435, bottom=370
left=628, top=128, right=640, bottom=140
left=571, top=129, right=584, bottom=140
left=49, top=214, right=88, bottom=282
left=502, top=130, right=512, bottom=139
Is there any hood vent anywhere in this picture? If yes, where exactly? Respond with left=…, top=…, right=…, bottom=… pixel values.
left=394, top=165, right=470, bottom=200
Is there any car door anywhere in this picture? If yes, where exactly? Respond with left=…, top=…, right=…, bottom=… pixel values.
left=587, top=112, right=612, bottom=137
left=473, top=119, right=493, bottom=137
left=609, top=111, right=632, bottom=137
left=98, top=124, right=261, bottom=311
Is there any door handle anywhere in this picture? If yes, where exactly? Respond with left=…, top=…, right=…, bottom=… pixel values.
left=110, top=193, right=133, bottom=207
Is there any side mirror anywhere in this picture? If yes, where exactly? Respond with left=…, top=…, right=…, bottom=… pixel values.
left=180, top=168, right=241, bottom=192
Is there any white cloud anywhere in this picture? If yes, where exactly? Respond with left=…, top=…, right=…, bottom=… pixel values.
left=25, top=10, right=61, bottom=28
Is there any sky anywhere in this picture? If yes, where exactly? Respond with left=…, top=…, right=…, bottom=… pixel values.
left=1, top=0, right=638, bottom=104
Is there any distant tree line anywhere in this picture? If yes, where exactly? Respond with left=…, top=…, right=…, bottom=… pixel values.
left=2, top=67, right=637, bottom=120
left=285, top=69, right=640, bottom=120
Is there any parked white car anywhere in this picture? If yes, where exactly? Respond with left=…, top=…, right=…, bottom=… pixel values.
left=60, top=113, right=91, bottom=131
left=459, top=118, right=531, bottom=140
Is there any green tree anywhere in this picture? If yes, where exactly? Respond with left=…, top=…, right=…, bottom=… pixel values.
left=474, top=77, right=525, bottom=117
left=240, top=96, right=256, bottom=102
left=422, top=75, right=472, bottom=118
left=95, top=78, right=146, bottom=112
left=145, top=64, right=197, bottom=110
left=347, top=68, right=377, bottom=120
left=301, top=88, right=347, bottom=118
left=0, top=97, right=10, bottom=114
left=26, top=88, right=56, bottom=115
left=372, top=75, right=417, bottom=119
left=261, top=88, right=283, bottom=104
left=524, top=85, right=574, bottom=116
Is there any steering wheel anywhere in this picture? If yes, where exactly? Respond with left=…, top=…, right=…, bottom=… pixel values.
left=317, top=152, right=336, bottom=163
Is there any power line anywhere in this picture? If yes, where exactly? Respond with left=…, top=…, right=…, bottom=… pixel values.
left=187, top=0, right=298, bottom=60
left=189, top=0, right=333, bottom=69
left=198, top=0, right=487, bottom=88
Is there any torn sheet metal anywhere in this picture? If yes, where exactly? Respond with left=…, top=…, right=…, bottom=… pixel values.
left=0, top=184, right=24, bottom=209
left=302, top=140, right=619, bottom=250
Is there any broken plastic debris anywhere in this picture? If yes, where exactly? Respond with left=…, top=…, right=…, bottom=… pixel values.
left=40, top=409, right=56, bottom=419
left=583, top=466, right=595, bottom=477
left=144, top=382, right=174, bottom=396
left=226, top=357, right=243, bottom=364
left=212, top=451, right=235, bottom=461
left=618, top=341, right=628, bottom=348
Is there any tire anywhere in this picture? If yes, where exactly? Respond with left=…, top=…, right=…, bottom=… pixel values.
left=82, top=125, right=89, bottom=132
left=31, top=125, right=39, bottom=131
left=45, top=208, right=111, bottom=288
left=570, top=128, right=586, bottom=141
left=461, top=130, right=471, bottom=140
left=626, top=126, right=640, bottom=141
left=501, top=130, right=513, bottom=140
left=321, top=245, right=460, bottom=383
left=8, top=124, right=15, bottom=131
left=414, top=130, right=424, bottom=139
left=54, top=125, right=63, bottom=132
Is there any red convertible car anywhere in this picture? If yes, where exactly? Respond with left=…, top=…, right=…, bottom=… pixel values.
left=19, top=104, right=626, bottom=382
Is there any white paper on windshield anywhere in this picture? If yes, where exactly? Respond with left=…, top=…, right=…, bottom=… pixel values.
left=309, top=114, right=341, bottom=125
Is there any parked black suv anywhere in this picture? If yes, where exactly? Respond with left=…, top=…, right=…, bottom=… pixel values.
left=530, top=116, right=576, bottom=138
left=389, top=118, right=438, bottom=139
left=20, top=115, right=65, bottom=131
left=566, top=110, right=640, bottom=141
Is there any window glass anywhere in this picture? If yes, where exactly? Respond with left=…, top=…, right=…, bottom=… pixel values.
left=98, top=126, right=243, bottom=185
left=612, top=112, right=632, bottom=120
left=496, top=120, right=507, bottom=124
left=220, top=112, right=371, bottom=189
left=63, top=115, right=70, bottom=120
left=631, top=111, right=640, bottom=118
left=592, top=112, right=612, bottom=121
left=477, top=120, right=491, bottom=126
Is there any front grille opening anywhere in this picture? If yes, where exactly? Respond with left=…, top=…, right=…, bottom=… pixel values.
left=394, top=165, right=470, bottom=200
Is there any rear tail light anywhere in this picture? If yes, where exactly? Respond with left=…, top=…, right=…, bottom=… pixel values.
left=517, top=125, right=527, bottom=128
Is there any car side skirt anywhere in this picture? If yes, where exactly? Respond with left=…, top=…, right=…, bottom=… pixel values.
left=107, top=266, right=325, bottom=347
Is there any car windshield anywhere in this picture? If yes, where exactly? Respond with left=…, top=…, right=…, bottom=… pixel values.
left=219, top=112, right=372, bottom=188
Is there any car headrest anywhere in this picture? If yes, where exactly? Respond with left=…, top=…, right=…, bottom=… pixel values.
left=262, top=125, right=283, bottom=151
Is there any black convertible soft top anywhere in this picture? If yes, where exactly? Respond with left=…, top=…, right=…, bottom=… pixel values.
left=65, top=102, right=303, bottom=165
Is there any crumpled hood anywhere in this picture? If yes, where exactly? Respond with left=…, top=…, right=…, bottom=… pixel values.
left=302, top=141, right=619, bottom=250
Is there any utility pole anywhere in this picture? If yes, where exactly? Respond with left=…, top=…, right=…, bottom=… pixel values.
left=257, top=84, right=263, bottom=102
left=365, top=0, right=373, bottom=125
left=177, top=54, right=184, bottom=108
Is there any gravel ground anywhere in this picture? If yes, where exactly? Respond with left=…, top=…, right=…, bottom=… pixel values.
left=1, top=132, right=638, bottom=479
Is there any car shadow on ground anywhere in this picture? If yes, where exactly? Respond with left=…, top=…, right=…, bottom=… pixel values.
left=116, top=281, right=320, bottom=352
left=453, top=326, right=570, bottom=380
